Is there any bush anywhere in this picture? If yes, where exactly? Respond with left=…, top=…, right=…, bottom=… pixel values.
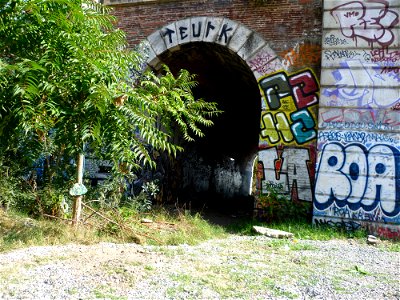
left=0, top=160, right=35, bottom=212
left=255, top=185, right=312, bottom=222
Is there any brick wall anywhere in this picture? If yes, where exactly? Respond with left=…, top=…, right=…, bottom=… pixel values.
left=106, top=0, right=322, bottom=54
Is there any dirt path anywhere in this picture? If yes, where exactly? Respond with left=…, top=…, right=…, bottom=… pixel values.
left=0, top=235, right=399, bottom=299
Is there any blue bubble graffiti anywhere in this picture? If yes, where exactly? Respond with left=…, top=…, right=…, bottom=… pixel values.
left=315, top=142, right=400, bottom=217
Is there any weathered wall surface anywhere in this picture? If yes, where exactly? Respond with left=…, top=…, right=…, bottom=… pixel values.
left=314, top=0, right=400, bottom=239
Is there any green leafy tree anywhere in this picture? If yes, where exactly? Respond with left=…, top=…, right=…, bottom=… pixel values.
left=0, top=0, right=219, bottom=224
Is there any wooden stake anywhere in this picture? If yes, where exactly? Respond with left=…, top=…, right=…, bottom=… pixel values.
left=72, top=153, right=84, bottom=226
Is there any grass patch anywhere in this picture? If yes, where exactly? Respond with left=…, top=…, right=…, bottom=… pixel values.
left=93, top=286, right=124, bottom=300
left=346, top=265, right=371, bottom=276
left=0, top=209, right=114, bottom=252
left=1, top=207, right=399, bottom=253
left=263, top=277, right=299, bottom=299
left=0, top=207, right=227, bottom=252
left=377, top=241, right=400, bottom=252
left=146, top=210, right=227, bottom=246
left=226, top=218, right=368, bottom=241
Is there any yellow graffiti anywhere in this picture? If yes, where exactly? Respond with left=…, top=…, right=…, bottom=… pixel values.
left=259, top=69, right=319, bottom=146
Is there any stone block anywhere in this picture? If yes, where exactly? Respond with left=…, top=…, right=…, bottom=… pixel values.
left=253, top=226, right=294, bottom=238
left=237, top=32, right=266, bottom=61
left=228, top=24, right=252, bottom=53
left=202, top=17, right=224, bottom=43
left=147, top=30, right=166, bottom=56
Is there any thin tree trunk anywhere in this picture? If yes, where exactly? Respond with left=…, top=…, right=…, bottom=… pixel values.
left=72, top=153, right=84, bottom=226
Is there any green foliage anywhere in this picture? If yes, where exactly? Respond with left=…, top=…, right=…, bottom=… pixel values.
left=0, top=0, right=219, bottom=171
left=35, top=186, right=70, bottom=217
left=85, top=177, right=158, bottom=213
left=0, top=162, right=19, bottom=210
left=0, top=156, right=73, bottom=217
left=123, top=193, right=153, bottom=213
left=87, top=176, right=127, bottom=209
left=256, top=185, right=312, bottom=223
left=0, top=0, right=220, bottom=216
left=141, top=180, right=159, bottom=201
left=0, top=160, right=36, bottom=212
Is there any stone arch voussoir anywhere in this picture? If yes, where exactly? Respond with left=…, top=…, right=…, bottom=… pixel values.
left=139, top=16, right=283, bottom=80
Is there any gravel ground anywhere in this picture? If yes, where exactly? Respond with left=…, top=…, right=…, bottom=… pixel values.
left=0, top=235, right=399, bottom=300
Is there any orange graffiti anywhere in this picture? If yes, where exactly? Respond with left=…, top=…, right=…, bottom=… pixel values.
left=280, top=43, right=321, bottom=68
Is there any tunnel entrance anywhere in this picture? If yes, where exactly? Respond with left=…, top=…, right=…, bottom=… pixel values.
left=156, top=42, right=260, bottom=214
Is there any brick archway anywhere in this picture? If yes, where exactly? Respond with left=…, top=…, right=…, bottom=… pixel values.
left=137, top=17, right=284, bottom=209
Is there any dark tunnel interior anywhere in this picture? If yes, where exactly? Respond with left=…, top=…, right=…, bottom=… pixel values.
left=157, top=42, right=261, bottom=213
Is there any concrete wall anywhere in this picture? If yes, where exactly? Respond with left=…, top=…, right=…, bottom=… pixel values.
left=314, top=0, right=400, bottom=239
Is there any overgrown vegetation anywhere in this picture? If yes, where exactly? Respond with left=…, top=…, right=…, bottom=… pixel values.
left=2, top=201, right=400, bottom=253
left=255, top=184, right=313, bottom=223
left=0, top=206, right=227, bottom=252
left=0, top=0, right=220, bottom=224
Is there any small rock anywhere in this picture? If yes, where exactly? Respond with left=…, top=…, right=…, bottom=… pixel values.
left=367, top=235, right=380, bottom=245
left=24, top=218, right=35, bottom=227
left=141, top=218, right=153, bottom=223
left=253, top=226, right=294, bottom=238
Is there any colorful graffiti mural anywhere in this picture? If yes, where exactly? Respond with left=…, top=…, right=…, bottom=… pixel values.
left=259, top=69, right=319, bottom=146
left=315, top=142, right=399, bottom=217
left=258, top=147, right=314, bottom=202
left=256, top=68, right=319, bottom=205
left=322, top=59, right=399, bottom=108
left=316, top=0, right=399, bottom=238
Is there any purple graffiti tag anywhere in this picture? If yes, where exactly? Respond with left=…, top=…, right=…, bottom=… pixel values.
left=248, top=52, right=278, bottom=75
left=330, top=1, right=399, bottom=48
left=323, top=60, right=400, bottom=108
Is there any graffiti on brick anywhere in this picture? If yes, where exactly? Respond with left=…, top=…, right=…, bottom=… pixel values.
left=315, top=142, right=399, bottom=218
left=331, top=205, right=384, bottom=222
left=279, top=43, right=321, bottom=68
left=258, top=147, right=314, bottom=202
left=318, top=130, right=399, bottom=145
left=373, top=225, right=400, bottom=240
left=248, top=52, right=281, bottom=76
left=323, top=49, right=370, bottom=61
left=392, top=102, right=400, bottom=111
left=314, top=217, right=362, bottom=231
left=381, top=66, right=400, bottom=82
left=259, top=69, right=319, bottom=146
left=330, top=0, right=399, bottom=48
left=314, top=217, right=400, bottom=239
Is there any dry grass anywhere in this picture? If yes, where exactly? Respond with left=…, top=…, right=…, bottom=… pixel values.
left=0, top=207, right=227, bottom=252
